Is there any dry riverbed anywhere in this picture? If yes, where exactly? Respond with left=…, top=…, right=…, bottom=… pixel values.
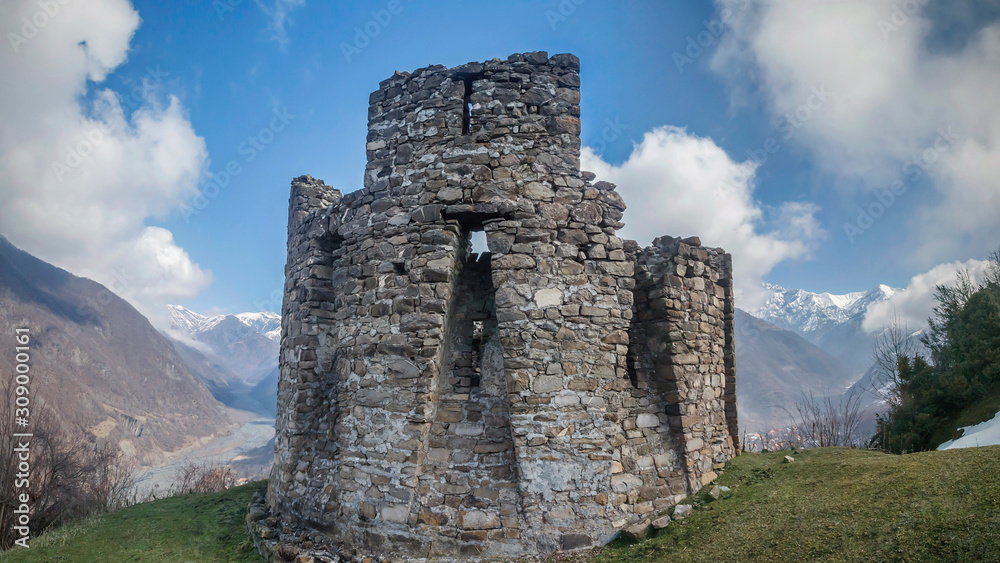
left=134, top=408, right=275, bottom=497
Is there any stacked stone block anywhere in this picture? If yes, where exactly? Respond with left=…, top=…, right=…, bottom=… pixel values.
left=263, top=52, right=737, bottom=560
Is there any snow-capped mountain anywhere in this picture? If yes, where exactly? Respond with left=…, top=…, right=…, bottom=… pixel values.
left=745, top=283, right=899, bottom=379
left=167, top=305, right=281, bottom=343
left=235, top=312, right=282, bottom=341
left=735, top=283, right=904, bottom=433
left=165, top=305, right=280, bottom=385
left=749, top=283, right=898, bottom=335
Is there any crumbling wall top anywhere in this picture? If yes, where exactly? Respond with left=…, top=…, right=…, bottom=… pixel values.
left=355, top=51, right=584, bottom=213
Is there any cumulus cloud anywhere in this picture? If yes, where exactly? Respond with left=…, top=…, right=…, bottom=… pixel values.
left=253, top=0, right=306, bottom=49
left=862, top=258, right=994, bottom=333
left=711, top=0, right=1000, bottom=266
left=0, top=0, right=211, bottom=323
left=582, top=126, right=824, bottom=307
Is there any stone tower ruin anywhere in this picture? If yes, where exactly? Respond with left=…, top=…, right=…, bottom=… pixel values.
left=261, top=51, right=737, bottom=559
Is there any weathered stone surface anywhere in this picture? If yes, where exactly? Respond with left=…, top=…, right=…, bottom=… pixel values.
left=672, top=504, right=693, bottom=519
left=461, top=510, right=500, bottom=530
left=636, top=413, right=660, bottom=428
left=622, top=520, right=651, bottom=541
left=533, top=376, right=564, bottom=393
left=534, top=288, right=563, bottom=308
left=265, top=52, right=738, bottom=561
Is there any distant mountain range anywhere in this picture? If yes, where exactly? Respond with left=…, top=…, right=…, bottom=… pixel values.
left=161, top=282, right=901, bottom=434
left=734, top=310, right=856, bottom=430
left=166, top=305, right=279, bottom=385
left=164, top=305, right=280, bottom=417
left=737, top=283, right=902, bottom=431
left=0, top=236, right=232, bottom=464
left=168, top=306, right=281, bottom=344
left=747, top=283, right=899, bottom=377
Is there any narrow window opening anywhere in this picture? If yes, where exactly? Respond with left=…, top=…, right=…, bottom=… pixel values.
left=444, top=221, right=495, bottom=396
left=626, top=350, right=639, bottom=389
left=393, top=261, right=406, bottom=274
left=470, top=230, right=488, bottom=256
left=461, top=77, right=473, bottom=134
left=470, top=320, right=484, bottom=388
left=319, top=232, right=344, bottom=254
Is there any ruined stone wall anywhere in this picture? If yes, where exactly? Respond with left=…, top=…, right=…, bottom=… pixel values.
left=266, top=52, right=737, bottom=560
left=268, top=176, right=342, bottom=527
left=630, top=236, right=738, bottom=493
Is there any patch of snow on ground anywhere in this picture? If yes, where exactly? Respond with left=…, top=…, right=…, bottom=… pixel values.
left=937, top=410, right=1000, bottom=450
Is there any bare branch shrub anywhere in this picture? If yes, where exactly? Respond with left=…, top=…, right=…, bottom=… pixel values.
left=87, top=444, right=139, bottom=512
left=169, top=461, right=238, bottom=495
left=782, top=386, right=866, bottom=448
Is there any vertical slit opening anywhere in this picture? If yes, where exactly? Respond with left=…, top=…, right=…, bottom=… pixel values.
left=471, top=320, right=483, bottom=388
left=461, top=77, right=473, bottom=134
left=627, top=349, right=639, bottom=389
left=444, top=223, right=495, bottom=396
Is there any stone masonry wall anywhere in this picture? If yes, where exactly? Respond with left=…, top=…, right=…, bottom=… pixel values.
left=266, top=52, right=737, bottom=561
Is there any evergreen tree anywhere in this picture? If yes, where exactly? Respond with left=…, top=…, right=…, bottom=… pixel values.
left=872, top=250, right=1000, bottom=453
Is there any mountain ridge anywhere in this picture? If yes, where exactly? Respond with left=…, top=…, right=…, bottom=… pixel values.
left=165, top=305, right=279, bottom=386
left=0, top=237, right=232, bottom=464
left=746, top=282, right=900, bottom=378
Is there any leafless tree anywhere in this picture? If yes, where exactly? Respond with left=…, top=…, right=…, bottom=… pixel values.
left=0, top=382, right=139, bottom=550
left=782, top=386, right=866, bottom=448
left=87, top=444, right=139, bottom=512
left=871, top=313, right=917, bottom=407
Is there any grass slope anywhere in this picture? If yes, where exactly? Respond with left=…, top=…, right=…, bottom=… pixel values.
left=595, top=447, right=1000, bottom=563
left=0, top=482, right=264, bottom=563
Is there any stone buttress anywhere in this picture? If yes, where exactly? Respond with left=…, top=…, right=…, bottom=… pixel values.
left=262, top=52, right=737, bottom=560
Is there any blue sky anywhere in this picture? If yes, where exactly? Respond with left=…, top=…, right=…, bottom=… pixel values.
left=2, top=0, right=998, bottom=325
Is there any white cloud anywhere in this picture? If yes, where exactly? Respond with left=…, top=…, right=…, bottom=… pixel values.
left=862, top=258, right=993, bottom=333
left=582, top=126, right=824, bottom=307
left=711, top=0, right=1000, bottom=266
left=253, top=0, right=305, bottom=50
left=0, top=0, right=211, bottom=323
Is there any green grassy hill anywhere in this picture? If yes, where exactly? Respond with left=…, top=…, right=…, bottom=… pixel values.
left=3, top=448, right=1000, bottom=562
left=0, top=482, right=264, bottom=563
left=595, top=447, right=1000, bottom=563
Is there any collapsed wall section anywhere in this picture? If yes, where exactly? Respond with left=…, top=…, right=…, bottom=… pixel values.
left=268, top=175, right=343, bottom=526
left=630, top=236, right=738, bottom=490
